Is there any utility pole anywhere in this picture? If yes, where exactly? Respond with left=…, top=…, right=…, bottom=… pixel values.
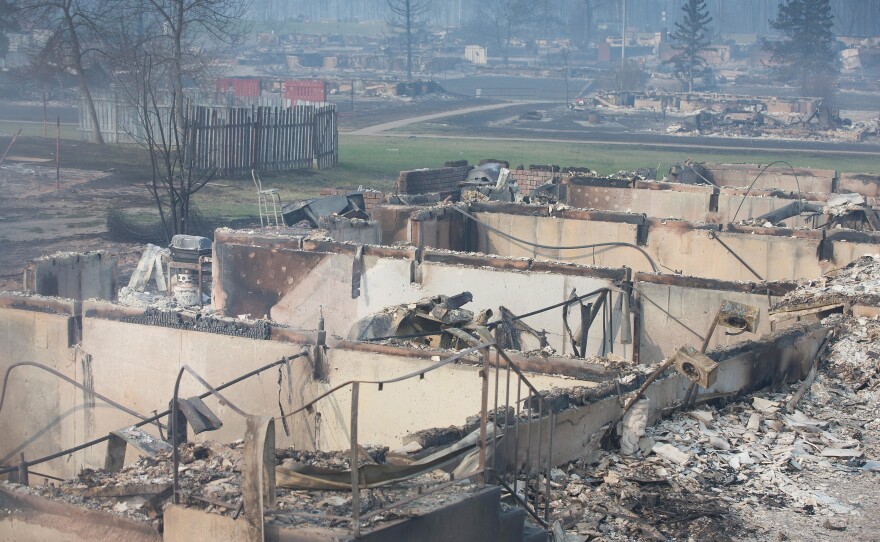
left=620, top=0, right=627, bottom=91
left=621, top=0, right=626, bottom=72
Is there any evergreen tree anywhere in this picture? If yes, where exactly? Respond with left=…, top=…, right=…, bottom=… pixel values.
left=665, top=0, right=713, bottom=93
left=387, top=0, right=430, bottom=82
left=765, top=0, right=838, bottom=97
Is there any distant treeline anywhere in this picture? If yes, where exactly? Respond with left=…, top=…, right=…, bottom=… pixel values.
left=250, top=0, right=880, bottom=38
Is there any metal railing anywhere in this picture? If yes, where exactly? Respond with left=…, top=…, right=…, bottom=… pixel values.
left=266, top=338, right=558, bottom=534
left=2, top=340, right=560, bottom=534
left=489, top=343, right=556, bottom=527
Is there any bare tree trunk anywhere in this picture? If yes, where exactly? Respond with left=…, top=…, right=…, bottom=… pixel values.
left=405, top=0, right=413, bottom=81
left=172, top=2, right=186, bottom=152
left=64, top=7, right=104, bottom=144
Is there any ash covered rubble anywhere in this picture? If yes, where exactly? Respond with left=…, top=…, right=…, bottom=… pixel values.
left=736, top=193, right=880, bottom=231
left=1, top=439, right=477, bottom=532
left=513, top=255, right=880, bottom=541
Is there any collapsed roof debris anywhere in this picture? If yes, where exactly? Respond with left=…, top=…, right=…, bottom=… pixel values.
left=349, top=291, right=489, bottom=349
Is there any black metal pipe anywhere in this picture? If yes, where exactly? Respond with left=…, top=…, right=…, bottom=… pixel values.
left=708, top=230, right=764, bottom=281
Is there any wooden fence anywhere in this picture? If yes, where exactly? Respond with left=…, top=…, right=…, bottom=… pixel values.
left=187, top=103, right=338, bottom=174
left=79, top=93, right=338, bottom=174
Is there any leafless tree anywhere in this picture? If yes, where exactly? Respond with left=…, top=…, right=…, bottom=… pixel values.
left=386, top=0, right=429, bottom=81
left=479, top=0, right=537, bottom=65
left=104, top=13, right=214, bottom=240
left=17, top=0, right=107, bottom=143
left=137, top=0, right=249, bottom=147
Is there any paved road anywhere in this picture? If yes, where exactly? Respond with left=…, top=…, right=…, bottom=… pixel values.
left=346, top=102, right=517, bottom=135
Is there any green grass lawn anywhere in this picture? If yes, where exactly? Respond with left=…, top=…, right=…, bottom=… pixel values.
left=258, top=134, right=880, bottom=204
left=4, top=131, right=878, bottom=228
left=335, top=134, right=880, bottom=180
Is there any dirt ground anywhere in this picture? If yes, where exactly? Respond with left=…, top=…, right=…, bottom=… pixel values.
left=0, top=159, right=141, bottom=289
left=0, top=143, right=263, bottom=290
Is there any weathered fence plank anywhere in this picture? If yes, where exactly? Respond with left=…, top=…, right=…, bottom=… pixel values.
left=79, top=92, right=338, bottom=175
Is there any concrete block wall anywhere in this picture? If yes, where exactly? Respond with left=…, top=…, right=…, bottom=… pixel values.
left=509, top=169, right=556, bottom=196
left=395, top=165, right=470, bottom=195
left=319, top=188, right=385, bottom=214
left=23, top=251, right=117, bottom=301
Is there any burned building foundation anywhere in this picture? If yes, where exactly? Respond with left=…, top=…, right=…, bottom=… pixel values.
left=1, top=158, right=878, bottom=540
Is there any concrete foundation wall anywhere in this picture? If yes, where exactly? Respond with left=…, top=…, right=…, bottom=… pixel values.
left=0, top=488, right=162, bottom=542
left=23, top=252, right=117, bottom=301
left=317, top=218, right=381, bottom=244
left=0, top=304, right=78, bottom=481
left=504, top=324, right=828, bottom=471
left=212, top=231, right=819, bottom=363
left=715, top=192, right=814, bottom=227
left=564, top=182, right=816, bottom=226
left=241, top=247, right=629, bottom=358
left=0, top=299, right=587, bottom=479
left=469, top=209, right=876, bottom=282
left=839, top=173, right=880, bottom=198
left=635, top=279, right=780, bottom=364
left=565, top=183, right=710, bottom=221
left=472, top=212, right=825, bottom=281
left=703, top=164, right=836, bottom=193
